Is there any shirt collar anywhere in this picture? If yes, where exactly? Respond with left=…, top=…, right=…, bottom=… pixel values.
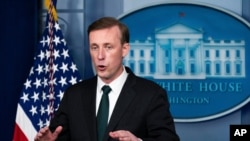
left=97, top=66, right=128, bottom=94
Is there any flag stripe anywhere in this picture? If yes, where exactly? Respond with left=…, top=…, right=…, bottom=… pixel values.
left=13, top=124, right=28, bottom=141
left=14, top=104, right=37, bottom=140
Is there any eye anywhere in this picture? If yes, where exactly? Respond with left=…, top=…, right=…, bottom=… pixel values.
left=90, top=45, right=98, bottom=50
left=105, top=45, right=112, bottom=50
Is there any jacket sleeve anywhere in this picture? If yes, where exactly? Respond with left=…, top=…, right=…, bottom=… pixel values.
left=143, top=87, right=179, bottom=141
left=49, top=89, right=71, bottom=141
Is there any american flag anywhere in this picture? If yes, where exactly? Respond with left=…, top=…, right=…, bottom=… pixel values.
left=12, top=3, right=82, bottom=140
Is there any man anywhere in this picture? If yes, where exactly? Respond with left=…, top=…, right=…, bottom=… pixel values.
left=35, top=17, right=179, bottom=141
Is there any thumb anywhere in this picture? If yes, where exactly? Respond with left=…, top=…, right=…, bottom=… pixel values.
left=52, top=126, right=63, bottom=138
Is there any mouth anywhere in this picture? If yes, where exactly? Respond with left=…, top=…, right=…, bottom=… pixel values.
left=97, top=65, right=106, bottom=71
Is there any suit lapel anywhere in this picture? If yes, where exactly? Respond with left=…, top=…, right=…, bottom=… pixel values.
left=104, top=72, right=137, bottom=140
left=81, top=77, right=98, bottom=140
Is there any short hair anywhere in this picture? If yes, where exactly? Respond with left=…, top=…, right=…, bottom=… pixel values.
left=87, top=17, right=130, bottom=44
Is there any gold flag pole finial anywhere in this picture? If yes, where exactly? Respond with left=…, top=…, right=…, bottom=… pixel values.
left=44, top=0, right=58, bottom=21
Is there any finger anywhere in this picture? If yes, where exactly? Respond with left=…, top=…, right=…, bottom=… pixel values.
left=34, top=136, right=39, bottom=141
left=109, top=130, right=129, bottom=139
left=34, top=130, right=45, bottom=140
left=34, top=126, right=51, bottom=141
left=109, top=131, right=120, bottom=138
left=40, top=126, right=49, bottom=134
left=119, top=136, right=131, bottom=141
left=52, top=126, right=63, bottom=137
left=110, top=130, right=139, bottom=141
left=110, top=130, right=126, bottom=136
left=36, top=126, right=49, bottom=139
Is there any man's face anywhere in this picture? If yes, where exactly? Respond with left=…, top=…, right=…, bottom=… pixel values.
left=89, top=26, right=130, bottom=83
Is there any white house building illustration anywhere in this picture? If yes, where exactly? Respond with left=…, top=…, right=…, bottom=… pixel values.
left=124, top=23, right=245, bottom=79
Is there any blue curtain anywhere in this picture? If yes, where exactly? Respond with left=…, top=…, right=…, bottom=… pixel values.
left=0, top=0, right=39, bottom=140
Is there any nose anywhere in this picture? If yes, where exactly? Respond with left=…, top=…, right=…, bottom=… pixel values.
left=98, top=48, right=105, bottom=60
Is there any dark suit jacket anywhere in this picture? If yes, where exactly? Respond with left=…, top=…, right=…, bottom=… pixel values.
left=50, top=67, right=179, bottom=141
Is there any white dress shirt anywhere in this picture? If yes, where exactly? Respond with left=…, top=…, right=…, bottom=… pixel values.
left=96, top=67, right=128, bottom=122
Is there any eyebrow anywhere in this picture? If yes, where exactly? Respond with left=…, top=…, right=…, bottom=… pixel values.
left=90, top=42, right=112, bottom=46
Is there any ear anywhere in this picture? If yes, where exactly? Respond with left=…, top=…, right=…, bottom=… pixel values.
left=122, top=43, right=130, bottom=57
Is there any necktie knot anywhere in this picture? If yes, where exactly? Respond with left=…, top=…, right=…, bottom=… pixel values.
left=102, top=85, right=111, bottom=95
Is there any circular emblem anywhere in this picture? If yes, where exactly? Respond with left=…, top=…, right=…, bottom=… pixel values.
left=119, top=2, right=250, bottom=122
